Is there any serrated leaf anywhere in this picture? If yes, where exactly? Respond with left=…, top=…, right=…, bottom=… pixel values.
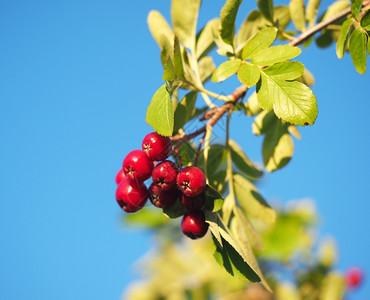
left=264, top=61, right=305, bottom=80
left=173, top=37, right=185, bottom=79
left=290, top=0, right=306, bottom=31
left=322, top=0, right=350, bottom=22
left=229, top=139, right=263, bottom=178
left=306, top=0, right=322, bottom=26
left=173, top=91, right=197, bottom=134
left=257, top=0, right=274, bottom=23
left=242, top=27, right=277, bottom=60
left=163, top=198, right=186, bottom=219
left=263, top=122, right=294, bottom=171
left=147, top=10, right=174, bottom=50
left=336, top=19, right=354, bottom=59
left=219, top=0, right=243, bottom=47
left=146, top=84, right=174, bottom=136
left=257, top=72, right=318, bottom=125
left=361, top=10, right=370, bottom=31
left=196, top=18, right=219, bottom=58
left=233, top=174, right=277, bottom=223
left=212, top=59, right=242, bottom=82
left=124, top=208, right=169, bottom=228
left=251, top=45, right=301, bottom=66
left=171, top=0, right=201, bottom=50
left=351, top=0, right=362, bottom=18
left=204, top=185, right=224, bottom=212
left=252, top=110, right=277, bottom=135
left=245, top=91, right=262, bottom=116
left=199, top=56, right=216, bottom=83
left=349, top=27, right=368, bottom=74
left=237, top=63, right=261, bottom=87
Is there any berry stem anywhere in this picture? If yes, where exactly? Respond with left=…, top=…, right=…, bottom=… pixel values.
left=194, top=131, right=206, bottom=167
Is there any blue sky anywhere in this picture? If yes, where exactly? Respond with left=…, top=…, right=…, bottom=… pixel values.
left=0, top=0, right=369, bottom=299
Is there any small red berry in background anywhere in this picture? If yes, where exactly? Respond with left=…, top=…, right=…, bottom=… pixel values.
left=177, top=166, right=206, bottom=197
left=115, top=169, right=126, bottom=184
left=180, top=193, right=205, bottom=210
left=115, top=179, right=148, bottom=213
left=346, top=266, right=364, bottom=290
left=181, top=210, right=209, bottom=239
left=148, top=183, right=178, bottom=208
left=142, top=132, right=171, bottom=161
left=152, top=160, right=178, bottom=191
left=123, top=149, right=154, bottom=183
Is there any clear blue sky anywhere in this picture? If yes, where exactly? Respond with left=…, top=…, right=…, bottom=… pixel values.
left=0, top=0, right=369, bottom=299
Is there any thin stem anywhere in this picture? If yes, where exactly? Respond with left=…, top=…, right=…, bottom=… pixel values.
left=192, top=83, right=233, bottom=102
left=194, top=131, right=206, bottom=167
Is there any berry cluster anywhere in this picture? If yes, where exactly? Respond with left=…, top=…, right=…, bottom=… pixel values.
left=115, top=132, right=209, bottom=239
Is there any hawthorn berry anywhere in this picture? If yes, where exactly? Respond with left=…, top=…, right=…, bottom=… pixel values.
left=346, top=267, right=364, bottom=289
left=152, top=160, right=178, bottom=191
left=115, top=179, right=148, bottom=213
left=123, top=150, right=154, bottom=183
left=180, top=193, right=205, bottom=210
left=181, top=210, right=209, bottom=239
left=176, top=166, right=206, bottom=197
left=142, top=132, right=171, bottom=161
left=115, top=168, right=126, bottom=184
left=149, top=183, right=178, bottom=208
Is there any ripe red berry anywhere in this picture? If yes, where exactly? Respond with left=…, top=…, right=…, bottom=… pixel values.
left=115, top=168, right=126, bottom=184
left=152, top=160, right=178, bottom=191
left=142, top=132, right=171, bottom=161
left=123, top=150, right=154, bottom=183
left=181, top=210, right=209, bottom=239
left=180, top=193, right=205, bottom=210
left=115, top=179, right=148, bottom=213
left=176, top=166, right=206, bottom=197
left=346, top=267, right=364, bottom=289
left=149, top=184, right=178, bottom=208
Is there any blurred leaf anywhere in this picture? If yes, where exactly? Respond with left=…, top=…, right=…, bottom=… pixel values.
left=124, top=208, right=169, bottom=228
left=288, top=125, right=301, bottom=139
left=322, top=0, right=350, bottom=22
left=319, top=238, right=338, bottom=267
left=234, top=174, right=276, bottom=223
left=229, top=139, right=263, bottom=178
left=199, top=56, right=216, bottom=83
left=251, top=45, right=301, bottom=66
left=297, top=67, right=315, bottom=86
left=237, top=63, right=261, bottom=87
left=349, top=27, right=368, bottom=74
left=264, top=61, right=305, bottom=80
left=316, top=29, right=334, bottom=48
left=290, top=0, right=306, bottom=31
left=163, top=56, right=176, bottom=81
left=163, top=198, right=186, bottom=219
left=206, top=211, right=223, bottom=246
left=276, top=284, right=300, bottom=300
left=171, top=0, right=201, bottom=50
left=146, top=84, right=174, bottom=136
left=175, top=141, right=197, bottom=166
left=361, top=9, right=370, bottom=31
left=196, top=18, right=219, bottom=58
left=252, top=110, right=277, bottom=136
left=147, top=10, right=174, bottom=50
left=236, top=10, right=266, bottom=52
left=306, top=0, right=322, bottom=26
left=242, top=27, right=277, bottom=60
left=320, top=272, right=346, bottom=300
left=245, top=91, right=262, bottom=116
left=212, top=59, right=242, bottom=82
left=274, top=6, right=291, bottom=29
left=336, top=18, right=354, bottom=59
left=219, top=0, right=243, bottom=47
left=351, top=0, right=362, bottom=18
left=173, top=37, right=185, bottom=79
left=257, top=0, right=274, bottom=23
left=204, top=184, right=224, bottom=212
left=173, top=91, right=197, bottom=134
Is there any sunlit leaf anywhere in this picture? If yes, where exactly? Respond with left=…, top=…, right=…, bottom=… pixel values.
left=237, top=63, right=261, bottom=87
left=204, top=185, right=224, bottom=212
left=251, top=45, right=301, bottom=66
left=199, top=56, right=216, bottom=83
left=361, top=9, right=370, bottom=31
left=212, top=59, right=242, bottom=82
left=147, top=10, right=174, bottom=50
left=124, top=208, right=169, bottom=228
left=289, top=0, right=306, bottom=31
left=351, top=0, right=362, bottom=18
left=263, top=61, right=305, bottom=80
left=196, top=18, right=219, bottom=58
left=173, top=91, right=197, bottom=134
left=219, top=0, right=243, bottom=47
left=252, top=110, right=277, bottom=135
left=257, top=0, right=274, bottom=23
left=297, top=68, right=315, bottom=86
left=306, top=0, right=322, bottom=26
left=236, top=10, right=265, bottom=51
left=320, top=272, right=346, bottom=300
left=242, top=27, right=277, bottom=60
left=349, top=27, right=368, bottom=74
left=322, top=0, right=350, bottom=22
left=173, top=37, right=185, bottom=79
left=245, top=91, right=262, bottom=116
left=336, top=18, right=354, bottom=59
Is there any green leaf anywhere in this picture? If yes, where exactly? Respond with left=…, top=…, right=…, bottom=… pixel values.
left=336, top=19, right=354, bottom=59
left=219, top=0, right=243, bottom=47
left=196, top=18, right=219, bottom=58
left=264, top=61, right=305, bottom=80
left=146, top=84, right=174, bottom=136
left=147, top=10, right=174, bottom=50
left=124, top=208, right=169, bottom=228
left=349, top=27, right=368, bottom=74
left=306, top=0, right=322, bottom=26
left=316, top=29, right=334, bottom=48
left=229, top=139, right=263, bottom=178
left=245, top=91, right=262, bottom=116
left=257, top=0, right=274, bottom=23
left=368, top=35, right=370, bottom=56
left=320, top=273, right=346, bottom=300
left=289, top=0, right=306, bottom=31
left=351, top=0, right=362, bottom=18
left=212, top=59, right=242, bottom=82
left=204, top=185, right=224, bottom=212
left=163, top=56, right=176, bottom=81
left=199, top=56, right=216, bottom=83
left=257, top=72, right=318, bottom=125
left=205, top=211, right=223, bottom=247
left=263, top=122, right=294, bottom=171
left=233, top=174, right=277, bottom=223
left=173, top=37, right=185, bottom=79
left=242, top=27, right=277, bottom=60
left=237, top=63, right=261, bottom=87
left=297, top=68, right=315, bottom=86
left=163, top=198, right=186, bottom=219
left=252, top=110, right=277, bottom=135
left=361, top=9, right=370, bottom=31
left=173, top=91, right=197, bottom=134
left=274, top=6, right=291, bottom=29
left=322, top=0, right=350, bottom=22
left=171, top=0, right=201, bottom=50
left=236, top=10, right=265, bottom=52
left=251, top=45, right=301, bottom=66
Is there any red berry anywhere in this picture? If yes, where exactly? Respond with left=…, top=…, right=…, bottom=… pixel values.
left=152, top=161, right=178, bottom=191
left=115, top=179, right=148, bottom=213
left=149, top=184, right=178, bottom=208
left=115, top=168, right=126, bottom=184
left=181, top=210, right=209, bottom=239
left=176, top=166, right=206, bottom=197
left=142, top=132, right=171, bottom=161
left=181, top=193, right=205, bottom=210
left=346, top=267, right=364, bottom=289
left=123, top=150, right=154, bottom=183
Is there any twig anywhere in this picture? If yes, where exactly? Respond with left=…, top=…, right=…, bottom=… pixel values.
left=194, top=131, right=206, bottom=167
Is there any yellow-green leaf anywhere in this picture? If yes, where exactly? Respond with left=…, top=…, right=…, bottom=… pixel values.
left=212, top=59, right=242, bottom=82
left=147, top=10, right=174, bottom=50
left=219, top=0, right=243, bottom=47
left=237, top=63, right=261, bottom=87
left=349, top=27, right=368, bottom=74
left=336, top=18, right=354, bottom=59
left=306, top=0, right=321, bottom=26
left=196, top=18, right=219, bottom=58
left=289, top=0, right=306, bottom=31
left=251, top=45, right=301, bottom=66
left=242, top=27, right=277, bottom=60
